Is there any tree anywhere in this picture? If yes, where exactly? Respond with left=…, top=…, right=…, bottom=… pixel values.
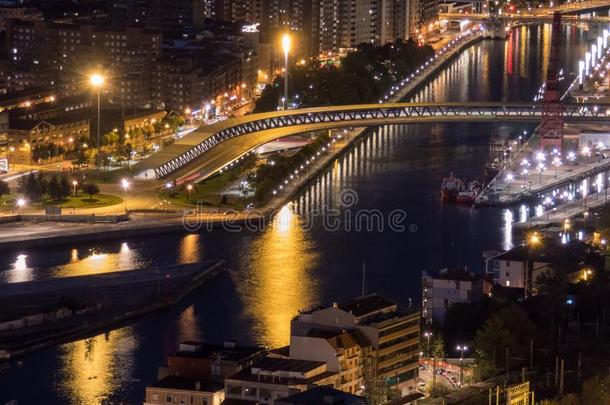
left=0, top=180, right=9, bottom=198
left=47, top=175, right=64, bottom=201
left=82, top=182, right=100, bottom=199
left=59, top=175, right=71, bottom=198
left=431, top=335, right=445, bottom=359
left=474, top=305, right=535, bottom=378
left=18, top=172, right=44, bottom=201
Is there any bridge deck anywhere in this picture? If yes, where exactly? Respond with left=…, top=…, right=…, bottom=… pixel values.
left=134, top=102, right=610, bottom=183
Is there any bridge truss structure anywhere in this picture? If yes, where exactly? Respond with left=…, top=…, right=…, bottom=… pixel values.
left=148, top=102, right=610, bottom=180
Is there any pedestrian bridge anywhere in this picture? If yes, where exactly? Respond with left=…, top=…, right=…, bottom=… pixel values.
left=134, top=102, right=610, bottom=183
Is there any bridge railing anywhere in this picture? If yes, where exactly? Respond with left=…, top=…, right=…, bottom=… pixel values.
left=153, top=103, right=610, bottom=179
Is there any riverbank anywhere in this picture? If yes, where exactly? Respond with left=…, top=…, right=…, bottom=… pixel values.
left=0, top=261, right=224, bottom=360
left=0, top=29, right=485, bottom=251
left=262, top=29, right=485, bottom=212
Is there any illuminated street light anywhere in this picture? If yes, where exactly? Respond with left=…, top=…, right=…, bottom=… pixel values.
left=90, top=72, right=105, bottom=178
left=424, top=331, right=433, bottom=356
left=72, top=180, right=78, bottom=197
left=186, top=184, right=193, bottom=202
left=281, top=33, right=291, bottom=110
left=456, top=345, right=468, bottom=386
left=16, top=198, right=26, bottom=210
left=529, top=232, right=540, bottom=246
left=121, top=178, right=130, bottom=212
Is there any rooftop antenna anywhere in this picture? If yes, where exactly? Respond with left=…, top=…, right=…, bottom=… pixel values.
left=362, top=262, right=366, bottom=297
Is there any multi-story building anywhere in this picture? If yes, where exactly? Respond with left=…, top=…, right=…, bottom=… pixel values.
left=144, top=376, right=225, bottom=405
left=107, top=0, right=203, bottom=32
left=289, top=328, right=370, bottom=395
left=224, top=356, right=339, bottom=404
left=5, top=20, right=161, bottom=108
left=276, top=386, right=368, bottom=405
left=0, top=4, right=43, bottom=30
left=484, top=239, right=603, bottom=294
left=163, top=341, right=265, bottom=382
left=3, top=112, right=89, bottom=165
left=421, top=268, right=491, bottom=325
left=291, top=294, right=420, bottom=396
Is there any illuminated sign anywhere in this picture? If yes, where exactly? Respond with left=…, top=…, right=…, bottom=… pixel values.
left=506, top=382, right=531, bottom=405
left=0, top=158, right=8, bottom=172
left=242, top=23, right=260, bottom=33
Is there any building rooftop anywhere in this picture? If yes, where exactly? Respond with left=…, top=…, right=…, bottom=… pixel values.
left=424, top=268, right=478, bottom=282
left=276, top=386, right=368, bottom=405
left=493, top=239, right=601, bottom=272
left=338, top=293, right=396, bottom=318
left=149, top=375, right=224, bottom=392
left=305, top=328, right=371, bottom=350
left=172, top=341, right=263, bottom=363
left=220, top=399, right=259, bottom=405
left=228, top=357, right=334, bottom=385
left=251, top=357, right=326, bottom=373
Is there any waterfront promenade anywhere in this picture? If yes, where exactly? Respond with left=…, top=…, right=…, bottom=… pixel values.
left=0, top=29, right=485, bottom=248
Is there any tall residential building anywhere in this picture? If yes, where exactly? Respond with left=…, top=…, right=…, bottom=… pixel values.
left=224, top=356, right=339, bottom=404
left=290, top=328, right=371, bottom=395
left=107, top=0, right=202, bottom=32
left=421, top=268, right=490, bottom=325
left=291, top=294, right=420, bottom=396
left=6, top=19, right=161, bottom=107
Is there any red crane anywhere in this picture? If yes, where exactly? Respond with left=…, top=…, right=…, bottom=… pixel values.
left=540, top=12, right=564, bottom=151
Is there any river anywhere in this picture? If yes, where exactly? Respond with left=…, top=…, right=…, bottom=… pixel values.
left=0, top=23, right=596, bottom=404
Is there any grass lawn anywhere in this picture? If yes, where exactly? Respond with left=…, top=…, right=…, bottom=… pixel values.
left=0, top=194, right=16, bottom=211
left=38, top=194, right=123, bottom=209
left=165, top=173, right=252, bottom=210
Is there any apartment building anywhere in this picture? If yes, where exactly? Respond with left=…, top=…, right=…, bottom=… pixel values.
left=290, top=328, right=370, bottom=395
left=224, top=356, right=339, bottom=404
left=144, top=376, right=225, bottom=405
left=421, top=268, right=491, bottom=325
left=291, top=294, right=420, bottom=396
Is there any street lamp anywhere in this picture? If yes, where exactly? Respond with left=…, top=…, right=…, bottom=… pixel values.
left=16, top=198, right=26, bottom=212
left=456, top=345, right=468, bottom=387
left=281, top=33, right=291, bottom=110
left=90, top=73, right=105, bottom=178
left=72, top=180, right=78, bottom=197
left=424, top=331, right=433, bottom=357
left=186, top=184, right=193, bottom=202
left=121, top=178, right=129, bottom=212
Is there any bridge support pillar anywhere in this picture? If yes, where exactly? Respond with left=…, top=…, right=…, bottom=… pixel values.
left=483, top=19, right=508, bottom=39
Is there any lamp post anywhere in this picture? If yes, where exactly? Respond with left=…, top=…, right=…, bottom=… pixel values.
left=72, top=180, right=78, bottom=197
left=186, top=184, right=193, bottom=202
left=16, top=197, right=25, bottom=214
left=456, top=345, right=468, bottom=387
left=121, top=178, right=129, bottom=213
left=424, top=331, right=433, bottom=357
left=90, top=73, right=105, bottom=178
left=281, top=33, right=291, bottom=110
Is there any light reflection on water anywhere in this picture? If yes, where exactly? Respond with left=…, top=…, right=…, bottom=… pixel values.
left=56, top=328, right=137, bottom=404
left=1, top=243, right=146, bottom=283
left=0, top=22, right=600, bottom=404
left=235, top=203, right=319, bottom=347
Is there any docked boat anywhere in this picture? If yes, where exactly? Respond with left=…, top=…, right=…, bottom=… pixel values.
left=456, top=180, right=482, bottom=203
left=442, top=175, right=482, bottom=204
left=441, top=173, right=462, bottom=201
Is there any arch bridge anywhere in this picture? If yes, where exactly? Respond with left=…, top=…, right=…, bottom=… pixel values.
left=134, top=102, right=610, bottom=184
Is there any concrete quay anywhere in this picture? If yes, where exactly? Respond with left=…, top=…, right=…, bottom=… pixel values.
left=0, top=30, right=485, bottom=251
left=0, top=260, right=224, bottom=360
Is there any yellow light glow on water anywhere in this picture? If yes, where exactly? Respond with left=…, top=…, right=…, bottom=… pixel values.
left=8, top=254, right=32, bottom=283
left=236, top=203, right=319, bottom=347
left=55, top=246, right=140, bottom=278
left=178, top=234, right=201, bottom=264
left=58, top=328, right=136, bottom=404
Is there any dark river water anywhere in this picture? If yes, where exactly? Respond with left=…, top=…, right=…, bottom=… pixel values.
left=0, top=22, right=597, bottom=404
